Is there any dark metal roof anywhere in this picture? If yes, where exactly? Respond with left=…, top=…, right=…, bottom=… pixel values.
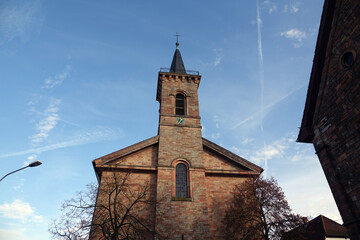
left=169, top=42, right=186, bottom=74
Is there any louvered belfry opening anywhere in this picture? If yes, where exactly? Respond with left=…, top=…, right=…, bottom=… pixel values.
left=175, top=93, right=185, bottom=115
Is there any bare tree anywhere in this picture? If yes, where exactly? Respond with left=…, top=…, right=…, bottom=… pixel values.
left=224, top=176, right=305, bottom=240
left=49, top=182, right=96, bottom=240
left=49, top=171, right=158, bottom=240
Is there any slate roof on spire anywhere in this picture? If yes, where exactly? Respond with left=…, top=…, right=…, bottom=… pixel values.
left=170, top=42, right=186, bottom=74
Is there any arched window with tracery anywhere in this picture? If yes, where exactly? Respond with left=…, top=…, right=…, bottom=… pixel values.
left=175, top=93, right=186, bottom=115
left=176, top=163, right=188, bottom=198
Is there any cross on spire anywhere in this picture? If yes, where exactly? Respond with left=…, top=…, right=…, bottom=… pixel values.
left=174, top=32, right=181, bottom=49
left=174, top=32, right=181, bottom=43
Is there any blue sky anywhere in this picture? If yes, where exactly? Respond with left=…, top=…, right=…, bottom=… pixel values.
left=0, top=0, right=341, bottom=239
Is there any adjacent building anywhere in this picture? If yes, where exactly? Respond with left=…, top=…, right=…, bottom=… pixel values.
left=297, top=0, right=360, bottom=239
left=282, top=215, right=349, bottom=240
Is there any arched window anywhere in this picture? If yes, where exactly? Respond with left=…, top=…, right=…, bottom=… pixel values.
left=175, top=93, right=185, bottom=115
left=176, top=163, right=188, bottom=198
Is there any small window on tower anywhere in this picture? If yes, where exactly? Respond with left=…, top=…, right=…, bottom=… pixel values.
left=175, top=93, right=186, bottom=115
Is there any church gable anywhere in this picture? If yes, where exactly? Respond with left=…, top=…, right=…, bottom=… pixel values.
left=203, top=138, right=262, bottom=174
left=203, top=148, right=243, bottom=171
left=92, top=136, right=158, bottom=180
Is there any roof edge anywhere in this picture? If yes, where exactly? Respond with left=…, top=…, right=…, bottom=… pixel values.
left=202, top=137, right=263, bottom=173
left=297, top=0, right=336, bottom=143
left=93, top=135, right=159, bottom=165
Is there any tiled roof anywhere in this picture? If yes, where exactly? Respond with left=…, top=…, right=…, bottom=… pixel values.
left=321, top=215, right=348, bottom=237
left=282, top=215, right=349, bottom=240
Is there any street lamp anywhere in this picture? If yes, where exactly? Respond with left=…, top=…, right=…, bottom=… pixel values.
left=0, top=160, right=42, bottom=182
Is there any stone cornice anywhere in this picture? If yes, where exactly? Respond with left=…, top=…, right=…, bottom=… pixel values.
left=156, top=72, right=201, bottom=102
left=159, top=114, right=200, bottom=119
left=159, top=123, right=202, bottom=129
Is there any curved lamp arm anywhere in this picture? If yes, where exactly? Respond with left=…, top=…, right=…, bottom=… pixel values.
left=0, top=160, right=42, bottom=182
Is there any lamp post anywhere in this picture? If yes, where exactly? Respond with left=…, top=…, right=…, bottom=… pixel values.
left=0, top=160, right=42, bottom=182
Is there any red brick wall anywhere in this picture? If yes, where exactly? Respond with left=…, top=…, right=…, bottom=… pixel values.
left=155, top=168, right=211, bottom=239
left=311, top=0, right=360, bottom=238
left=158, top=126, right=203, bottom=167
left=112, top=145, right=158, bottom=167
left=203, top=146, right=252, bottom=239
left=203, top=148, right=240, bottom=171
left=206, top=175, right=247, bottom=239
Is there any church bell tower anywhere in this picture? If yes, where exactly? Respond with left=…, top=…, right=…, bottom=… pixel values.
left=156, top=41, right=203, bottom=167
left=155, top=41, right=211, bottom=239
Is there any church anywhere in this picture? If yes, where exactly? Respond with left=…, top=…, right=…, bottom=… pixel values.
left=90, top=41, right=263, bottom=239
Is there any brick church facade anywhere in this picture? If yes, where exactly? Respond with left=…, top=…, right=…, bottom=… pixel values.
left=297, top=0, right=360, bottom=239
left=90, top=42, right=263, bottom=239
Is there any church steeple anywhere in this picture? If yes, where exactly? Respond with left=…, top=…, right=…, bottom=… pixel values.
left=156, top=40, right=202, bottom=153
left=169, top=41, right=186, bottom=74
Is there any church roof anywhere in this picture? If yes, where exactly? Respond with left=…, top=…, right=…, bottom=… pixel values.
left=202, top=138, right=263, bottom=173
left=169, top=42, right=186, bottom=74
left=92, top=135, right=262, bottom=181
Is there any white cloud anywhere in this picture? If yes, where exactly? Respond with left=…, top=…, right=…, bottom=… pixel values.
left=250, top=135, right=294, bottom=164
left=290, top=151, right=317, bottom=163
left=0, top=127, right=123, bottom=159
left=241, top=138, right=254, bottom=145
left=43, top=65, right=71, bottom=89
left=0, top=200, right=43, bottom=223
left=28, top=66, right=71, bottom=145
left=24, top=154, right=38, bottom=166
left=284, top=3, right=299, bottom=13
left=281, top=28, right=307, bottom=47
left=0, top=1, right=42, bottom=44
left=230, top=146, right=241, bottom=155
left=291, top=5, right=299, bottom=13
left=210, top=132, right=221, bottom=140
left=281, top=28, right=307, bottom=42
left=13, top=178, right=25, bottom=190
left=29, top=98, right=61, bottom=144
left=213, top=115, right=221, bottom=128
left=213, top=49, right=224, bottom=67
left=27, top=155, right=36, bottom=161
left=263, top=0, right=277, bottom=14
left=214, top=55, right=223, bottom=67
left=251, top=145, right=284, bottom=164
left=0, top=228, right=27, bottom=240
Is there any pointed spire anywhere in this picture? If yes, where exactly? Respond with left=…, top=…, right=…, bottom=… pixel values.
left=170, top=35, right=186, bottom=74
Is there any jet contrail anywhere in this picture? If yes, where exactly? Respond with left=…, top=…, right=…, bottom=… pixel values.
left=256, top=0, right=268, bottom=178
